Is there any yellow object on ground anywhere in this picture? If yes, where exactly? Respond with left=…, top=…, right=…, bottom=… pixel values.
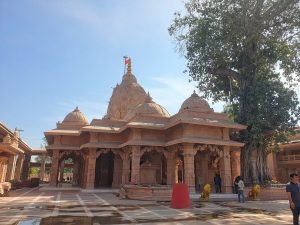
left=248, top=184, right=261, bottom=200
left=200, top=184, right=211, bottom=201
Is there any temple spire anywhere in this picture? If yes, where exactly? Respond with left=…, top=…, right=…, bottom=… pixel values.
left=127, top=58, right=132, bottom=74
left=145, top=92, right=153, bottom=103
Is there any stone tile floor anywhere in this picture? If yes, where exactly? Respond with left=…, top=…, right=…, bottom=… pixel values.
left=0, top=188, right=293, bottom=225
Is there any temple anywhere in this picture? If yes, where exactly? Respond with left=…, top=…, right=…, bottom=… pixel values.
left=0, top=123, right=32, bottom=183
left=44, top=59, right=247, bottom=193
left=268, top=128, right=300, bottom=183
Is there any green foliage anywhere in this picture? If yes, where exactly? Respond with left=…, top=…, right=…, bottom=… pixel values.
left=34, top=155, right=51, bottom=164
left=30, top=167, right=40, bottom=176
left=170, top=0, right=300, bottom=182
left=64, top=167, right=73, bottom=173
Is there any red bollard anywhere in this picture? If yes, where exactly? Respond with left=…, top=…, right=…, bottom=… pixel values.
left=170, top=183, right=191, bottom=208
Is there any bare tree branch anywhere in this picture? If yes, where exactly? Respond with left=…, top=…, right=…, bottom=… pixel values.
left=207, top=67, right=240, bottom=80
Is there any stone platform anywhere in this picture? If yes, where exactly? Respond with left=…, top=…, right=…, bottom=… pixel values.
left=0, top=187, right=294, bottom=225
left=119, top=185, right=172, bottom=201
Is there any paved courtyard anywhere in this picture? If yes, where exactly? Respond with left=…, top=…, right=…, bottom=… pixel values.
left=0, top=188, right=293, bottom=225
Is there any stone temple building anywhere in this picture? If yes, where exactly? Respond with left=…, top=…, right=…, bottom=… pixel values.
left=0, top=123, right=32, bottom=183
left=45, top=59, right=246, bottom=193
left=268, top=128, right=300, bottom=183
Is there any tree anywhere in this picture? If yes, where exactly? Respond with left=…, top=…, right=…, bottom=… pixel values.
left=169, top=0, right=300, bottom=183
left=34, top=137, right=51, bottom=164
left=30, top=167, right=40, bottom=177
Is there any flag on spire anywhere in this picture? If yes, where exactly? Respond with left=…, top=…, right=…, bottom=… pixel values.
left=123, top=56, right=129, bottom=74
left=124, top=56, right=129, bottom=64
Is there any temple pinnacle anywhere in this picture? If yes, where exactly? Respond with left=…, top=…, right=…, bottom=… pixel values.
left=127, top=58, right=132, bottom=74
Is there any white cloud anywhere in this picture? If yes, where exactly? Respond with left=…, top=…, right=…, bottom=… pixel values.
left=35, top=0, right=185, bottom=41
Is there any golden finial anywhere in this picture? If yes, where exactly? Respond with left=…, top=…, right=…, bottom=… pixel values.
left=127, top=58, right=132, bottom=74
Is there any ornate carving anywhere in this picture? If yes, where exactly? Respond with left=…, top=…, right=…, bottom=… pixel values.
left=169, top=144, right=183, bottom=153
left=58, top=150, right=83, bottom=161
left=96, top=148, right=121, bottom=158
left=140, top=146, right=165, bottom=155
left=194, top=144, right=224, bottom=169
left=3, top=134, right=11, bottom=144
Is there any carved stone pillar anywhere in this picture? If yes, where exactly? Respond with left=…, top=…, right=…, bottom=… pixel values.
left=131, top=146, right=140, bottom=184
left=39, top=155, right=46, bottom=181
left=85, top=148, right=96, bottom=189
left=220, top=146, right=232, bottom=193
left=230, top=150, right=240, bottom=181
left=59, top=160, right=65, bottom=182
left=21, top=154, right=31, bottom=180
left=183, top=143, right=196, bottom=192
left=6, top=155, right=17, bottom=181
left=121, top=152, right=130, bottom=185
left=0, top=161, right=3, bottom=182
left=14, top=154, right=25, bottom=181
left=73, top=161, right=78, bottom=185
left=165, top=151, right=176, bottom=185
left=0, top=159, right=8, bottom=182
left=49, top=150, right=59, bottom=187
left=112, top=155, right=122, bottom=188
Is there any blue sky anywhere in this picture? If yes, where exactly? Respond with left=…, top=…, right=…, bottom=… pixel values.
left=1, top=0, right=226, bottom=148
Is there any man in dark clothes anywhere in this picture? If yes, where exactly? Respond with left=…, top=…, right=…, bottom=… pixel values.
left=214, top=174, right=222, bottom=193
left=286, top=173, right=300, bottom=225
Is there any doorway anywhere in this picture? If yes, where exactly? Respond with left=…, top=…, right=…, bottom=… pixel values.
left=95, top=151, right=114, bottom=188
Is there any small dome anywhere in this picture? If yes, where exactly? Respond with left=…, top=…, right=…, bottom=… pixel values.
left=62, top=107, right=88, bottom=126
left=179, top=91, right=213, bottom=113
left=125, top=94, right=170, bottom=120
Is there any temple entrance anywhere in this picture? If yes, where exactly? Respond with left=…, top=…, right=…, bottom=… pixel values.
left=57, top=153, right=84, bottom=188
left=95, top=151, right=114, bottom=188
left=140, top=150, right=167, bottom=185
left=194, top=146, right=222, bottom=193
left=194, top=151, right=208, bottom=192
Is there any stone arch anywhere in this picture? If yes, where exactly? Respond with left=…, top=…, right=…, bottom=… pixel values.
left=57, top=151, right=84, bottom=187
left=140, top=146, right=167, bottom=185
left=95, top=149, right=123, bottom=188
left=193, top=144, right=224, bottom=192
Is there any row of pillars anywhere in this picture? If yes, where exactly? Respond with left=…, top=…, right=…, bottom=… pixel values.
left=0, top=154, right=30, bottom=182
left=49, top=145, right=235, bottom=193
left=0, top=153, right=50, bottom=183
left=129, top=145, right=233, bottom=193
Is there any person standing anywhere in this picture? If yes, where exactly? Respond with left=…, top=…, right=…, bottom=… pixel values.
left=234, top=176, right=240, bottom=194
left=214, top=174, right=222, bottom=193
left=235, top=176, right=245, bottom=203
left=286, top=173, right=300, bottom=225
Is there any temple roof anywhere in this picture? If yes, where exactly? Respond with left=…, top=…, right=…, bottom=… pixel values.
left=179, top=91, right=213, bottom=113
left=106, top=59, right=148, bottom=120
left=0, top=122, right=32, bottom=154
left=63, top=107, right=88, bottom=125
left=124, top=93, right=170, bottom=121
left=57, top=107, right=88, bottom=129
left=44, top=60, right=247, bottom=150
left=47, top=136, right=244, bottom=150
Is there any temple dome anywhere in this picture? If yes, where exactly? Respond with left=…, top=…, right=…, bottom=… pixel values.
left=61, top=107, right=88, bottom=126
left=106, top=58, right=148, bottom=120
left=179, top=91, right=214, bottom=113
left=124, top=94, right=170, bottom=120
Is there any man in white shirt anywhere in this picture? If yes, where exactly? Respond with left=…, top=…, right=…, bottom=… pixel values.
left=235, top=176, right=245, bottom=203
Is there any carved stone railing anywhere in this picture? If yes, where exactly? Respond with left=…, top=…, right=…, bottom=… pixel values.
left=278, top=154, right=300, bottom=161
left=270, top=184, right=286, bottom=189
